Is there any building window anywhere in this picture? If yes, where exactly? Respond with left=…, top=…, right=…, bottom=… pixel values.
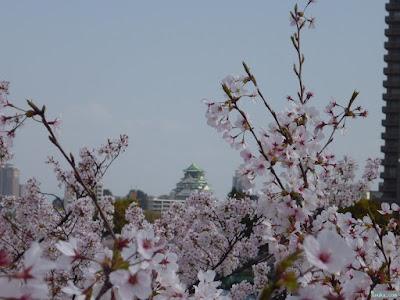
left=388, top=88, right=400, bottom=94
left=391, top=36, right=400, bottom=43
left=386, top=126, right=399, bottom=135
left=389, top=48, right=400, bottom=55
left=393, top=11, right=400, bottom=19
left=388, top=101, right=400, bottom=108
left=392, top=63, right=400, bottom=70
left=388, top=75, right=400, bottom=83
left=391, top=23, right=400, bottom=30
left=385, top=140, right=399, bottom=147
left=387, top=166, right=397, bottom=177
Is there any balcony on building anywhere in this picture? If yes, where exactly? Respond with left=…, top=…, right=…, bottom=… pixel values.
left=386, top=16, right=400, bottom=24
left=381, top=144, right=399, bottom=152
left=382, top=156, right=400, bottom=165
left=384, top=41, right=400, bottom=49
left=382, top=118, right=399, bottom=126
left=383, top=92, right=400, bottom=100
left=385, top=27, right=400, bottom=37
left=383, top=105, right=400, bottom=113
left=381, top=172, right=397, bottom=180
left=382, top=131, right=399, bottom=139
left=386, top=1, right=400, bottom=10
left=384, top=53, right=400, bottom=62
left=384, top=66, right=400, bottom=75
left=383, top=78, right=400, bottom=89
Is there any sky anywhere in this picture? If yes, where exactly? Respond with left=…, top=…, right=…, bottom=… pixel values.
left=0, top=1, right=387, bottom=200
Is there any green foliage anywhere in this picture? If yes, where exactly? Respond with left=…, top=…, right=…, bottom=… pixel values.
left=228, top=187, right=258, bottom=201
left=127, top=189, right=149, bottom=210
left=104, top=189, right=113, bottom=196
left=338, top=199, right=392, bottom=227
left=143, top=210, right=161, bottom=223
left=227, top=187, right=245, bottom=200
left=113, top=198, right=136, bottom=234
left=259, top=250, right=302, bottom=300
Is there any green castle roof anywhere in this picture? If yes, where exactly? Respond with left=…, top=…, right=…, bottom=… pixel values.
left=183, top=163, right=204, bottom=173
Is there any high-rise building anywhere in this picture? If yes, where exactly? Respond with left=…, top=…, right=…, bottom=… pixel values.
left=232, top=170, right=244, bottom=192
left=170, top=163, right=211, bottom=200
left=94, top=183, right=104, bottom=202
left=0, top=164, right=20, bottom=197
left=380, top=0, right=400, bottom=202
left=63, top=183, right=104, bottom=209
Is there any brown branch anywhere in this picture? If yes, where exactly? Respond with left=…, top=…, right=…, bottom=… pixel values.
left=33, top=107, right=116, bottom=242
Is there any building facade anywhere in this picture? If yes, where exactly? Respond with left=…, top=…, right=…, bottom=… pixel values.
left=64, top=183, right=104, bottom=209
left=170, top=163, right=211, bottom=200
left=232, top=170, right=244, bottom=192
left=0, top=164, right=19, bottom=197
left=94, top=183, right=104, bottom=202
left=380, top=0, right=400, bottom=202
left=148, top=198, right=186, bottom=214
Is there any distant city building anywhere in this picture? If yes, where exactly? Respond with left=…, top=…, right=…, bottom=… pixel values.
left=63, top=187, right=73, bottom=209
left=19, top=184, right=26, bottom=197
left=128, top=190, right=137, bottom=200
left=127, top=190, right=149, bottom=210
left=0, top=164, right=20, bottom=197
left=366, top=190, right=383, bottom=201
left=63, top=183, right=104, bottom=209
left=231, top=169, right=253, bottom=195
left=232, top=170, right=244, bottom=191
left=170, top=163, right=211, bottom=200
left=380, top=0, right=400, bottom=203
left=148, top=198, right=185, bottom=214
left=94, top=183, right=104, bottom=202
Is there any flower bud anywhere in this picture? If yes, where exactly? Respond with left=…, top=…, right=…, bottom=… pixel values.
left=26, top=99, right=39, bottom=111
left=25, top=110, right=35, bottom=118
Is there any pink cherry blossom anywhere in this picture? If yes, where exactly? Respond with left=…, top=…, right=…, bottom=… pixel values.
left=136, top=228, right=164, bottom=260
left=303, top=229, right=355, bottom=274
left=110, top=269, right=152, bottom=300
left=309, top=17, right=316, bottom=29
left=378, top=202, right=393, bottom=215
left=52, top=115, right=62, bottom=137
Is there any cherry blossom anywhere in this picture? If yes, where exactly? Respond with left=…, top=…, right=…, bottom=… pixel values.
left=378, top=202, right=393, bottom=215
left=303, top=229, right=355, bottom=274
left=52, top=115, right=62, bottom=137
left=110, top=269, right=152, bottom=300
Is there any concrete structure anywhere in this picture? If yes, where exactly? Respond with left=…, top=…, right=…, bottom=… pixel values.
left=148, top=198, right=185, bottom=214
left=380, top=0, right=400, bottom=202
left=232, top=170, right=244, bottom=192
left=170, top=163, right=211, bottom=200
left=366, top=190, right=384, bottom=201
left=19, top=184, right=26, bottom=197
left=0, top=164, right=19, bottom=197
left=63, top=183, right=104, bottom=209
left=94, top=183, right=104, bottom=202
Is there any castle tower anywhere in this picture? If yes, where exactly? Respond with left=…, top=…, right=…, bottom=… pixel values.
left=170, top=163, right=211, bottom=200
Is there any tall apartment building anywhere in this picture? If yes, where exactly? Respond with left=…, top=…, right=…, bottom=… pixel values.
left=380, top=0, right=400, bottom=202
left=0, top=164, right=20, bottom=197
left=63, top=183, right=104, bottom=209
left=232, top=170, right=244, bottom=192
left=94, top=183, right=104, bottom=202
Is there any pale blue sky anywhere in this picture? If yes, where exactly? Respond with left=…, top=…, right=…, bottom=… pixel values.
left=0, top=1, right=387, bottom=199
